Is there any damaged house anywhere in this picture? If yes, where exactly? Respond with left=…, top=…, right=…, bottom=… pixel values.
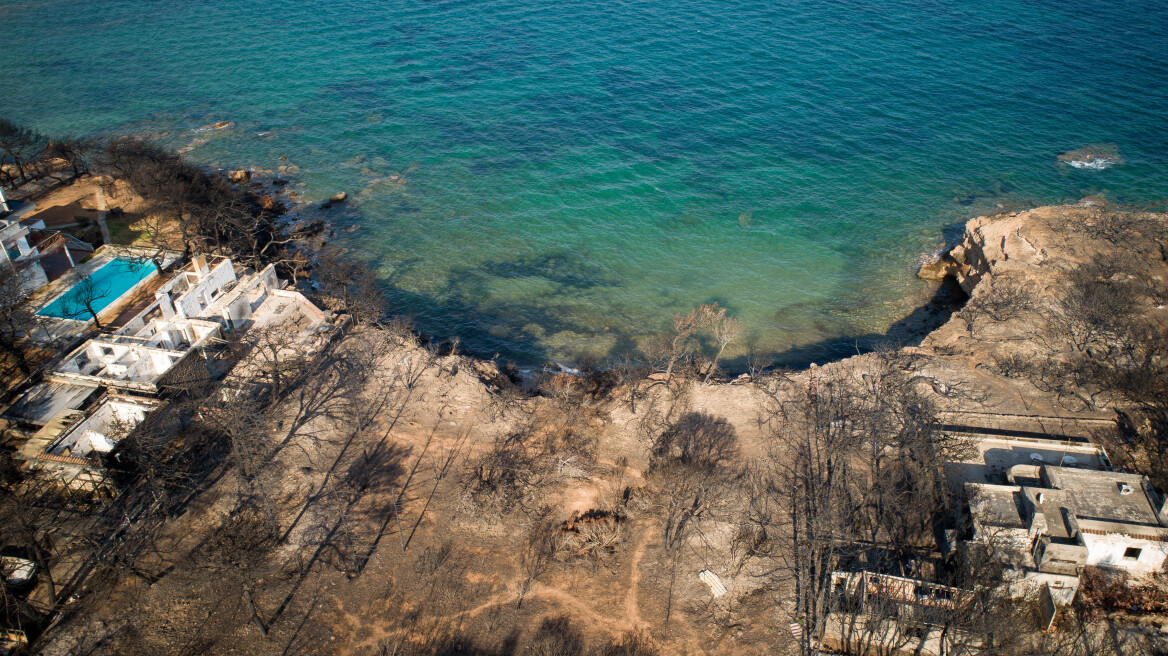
left=960, top=465, right=1168, bottom=605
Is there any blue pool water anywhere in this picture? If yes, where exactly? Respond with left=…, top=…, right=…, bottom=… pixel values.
left=37, top=258, right=157, bottom=319
left=4, top=0, right=1168, bottom=364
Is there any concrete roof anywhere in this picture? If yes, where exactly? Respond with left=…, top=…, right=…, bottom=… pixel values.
left=1046, top=467, right=1161, bottom=527
left=947, top=437, right=1110, bottom=487
left=969, top=483, right=1030, bottom=529
left=968, top=466, right=1165, bottom=539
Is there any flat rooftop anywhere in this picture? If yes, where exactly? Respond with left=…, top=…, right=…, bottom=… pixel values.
left=1047, top=467, right=1161, bottom=527
left=969, top=484, right=1030, bottom=529
left=969, top=467, right=1165, bottom=535
left=947, top=437, right=1109, bottom=487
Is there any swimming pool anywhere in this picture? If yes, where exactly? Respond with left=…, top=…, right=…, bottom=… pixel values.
left=37, top=257, right=157, bottom=319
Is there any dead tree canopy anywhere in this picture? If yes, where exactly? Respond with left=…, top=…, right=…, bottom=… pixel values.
left=0, top=118, right=47, bottom=187
left=749, top=354, right=974, bottom=654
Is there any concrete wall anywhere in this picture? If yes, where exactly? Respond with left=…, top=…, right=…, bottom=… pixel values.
left=216, top=264, right=286, bottom=330
left=1081, top=532, right=1168, bottom=576
left=174, top=259, right=236, bottom=318
left=51, top=398, right=154, bottom=457
left=17, top=260, right=49, bottom=294
left=1001, top=569, right=1079, bottom=602
left=1034, top=538, right=1087, bottom=575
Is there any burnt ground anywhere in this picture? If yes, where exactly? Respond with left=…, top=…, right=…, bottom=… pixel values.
left=35, top=327, right=796, bottom=656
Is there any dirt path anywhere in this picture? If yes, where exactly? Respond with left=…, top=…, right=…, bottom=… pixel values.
left=624, top=521, right=655, bottom=630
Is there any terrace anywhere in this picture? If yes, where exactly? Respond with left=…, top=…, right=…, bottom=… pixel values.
left=945, top=436, right=1112, bottom=489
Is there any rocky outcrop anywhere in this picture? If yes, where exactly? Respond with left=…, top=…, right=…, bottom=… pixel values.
left=320, top=191, right=348, bottom=209
left=916, top=204, right=1168, bottom=380
left=917, top=253, right=964, bottom=282
left=1058, top=143, right=1122, bottom=170
left=945, top=210, right=1051, bottom=294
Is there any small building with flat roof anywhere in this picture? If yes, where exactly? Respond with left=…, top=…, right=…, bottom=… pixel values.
left=961, top=465, right=1168, bottom=602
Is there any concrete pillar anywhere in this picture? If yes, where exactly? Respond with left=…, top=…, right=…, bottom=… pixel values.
left=157, top=292, right=176, bottom=320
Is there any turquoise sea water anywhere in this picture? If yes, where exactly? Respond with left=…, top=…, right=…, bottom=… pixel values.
left=4, top=0, right=1168, bottom=365
left=37, top=257, right=156, bottom=318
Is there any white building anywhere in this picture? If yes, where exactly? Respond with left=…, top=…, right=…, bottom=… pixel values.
left=0, top=201, right=49, bottom=292
left=50, top=256, right=333, bottom=395
left=2, top=188, right=97, bottom=294
left=962, top=465, right=1168, bottom=603
left=126, top=255, right=323, bottom=332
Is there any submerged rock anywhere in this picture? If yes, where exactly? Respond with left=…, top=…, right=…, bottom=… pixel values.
left=320, top=191, right=348, bottom=209
left=1058, top=143, right=1123, bottom=170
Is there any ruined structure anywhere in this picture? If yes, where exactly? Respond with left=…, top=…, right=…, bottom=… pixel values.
left=18, top=395, right=159, bottom=491
left=53, top=317, right=222, bottom=394
left=962, top=466, right=1168, bottom=603
left=50, top=256, right=330, bottom=395
left=1, top=189, right=95, bottom=294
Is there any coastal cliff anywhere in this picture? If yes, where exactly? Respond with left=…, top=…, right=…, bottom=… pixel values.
left=907, top=203, right=1168, bottom=444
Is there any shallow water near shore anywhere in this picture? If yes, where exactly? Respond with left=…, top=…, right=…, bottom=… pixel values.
left=4, top=0, right=1168, bottom=366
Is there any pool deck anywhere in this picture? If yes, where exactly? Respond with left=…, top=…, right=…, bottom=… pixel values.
left=25, top=246, right=182, bottom=345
